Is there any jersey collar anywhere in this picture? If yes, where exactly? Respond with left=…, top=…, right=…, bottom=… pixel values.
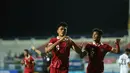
left=57, top=36, right=60, bottom=39
left=93, top=41, right=103, bottom=46
left=25, top=55, right=30, bottom=59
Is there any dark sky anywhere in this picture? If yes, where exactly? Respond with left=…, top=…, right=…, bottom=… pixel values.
left=4, top=0, right=129, bottom=38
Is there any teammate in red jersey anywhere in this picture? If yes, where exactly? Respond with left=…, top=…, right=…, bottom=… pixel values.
left=45, top=22, right=82, bottom=73
left=21, top=49, right=35, bottom=73
left=81, top=28, right=120, bottom=73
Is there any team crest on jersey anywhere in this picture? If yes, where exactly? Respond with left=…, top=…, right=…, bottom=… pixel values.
left=56, top=45, right=60, bottom=50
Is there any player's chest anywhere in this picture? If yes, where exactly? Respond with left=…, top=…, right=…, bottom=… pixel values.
left=88, top=45, right=106, bottom=53
left=56, top=42, right=71, bottom=51
left=24, top=57, right=32, bottom=63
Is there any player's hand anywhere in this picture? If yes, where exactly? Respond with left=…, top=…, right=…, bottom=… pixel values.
left=31, top=46, right=35, bottom=50
left=115, top=39, right=121, bottom=44
left=65, top=36, right=73, bottom=43
left=47, top=66, right=50, bottom=71
left=21, top=60, right=24, bottom=64
left=59, top=36, right=67, bottom=41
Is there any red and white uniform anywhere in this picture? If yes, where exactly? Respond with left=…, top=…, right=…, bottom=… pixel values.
left=49, top=37, right=72, bottom=73
left=23, top=55, right=34, bottom=73
left=85, top=42, right=112, bottom=73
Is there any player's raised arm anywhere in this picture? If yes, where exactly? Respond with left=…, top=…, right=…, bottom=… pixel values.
left=111, top=39, right=120, bottom=53
left=31, top=46, right=42, bottom=55
left=68, top=37, right=87, bottom=58
left=79, top=43, right=88, bottom=58
left=71, top=43, right=87, bottom=58
left=68, top=38, right=82, bottom=54
left=45, top=36, right=66, bottom=53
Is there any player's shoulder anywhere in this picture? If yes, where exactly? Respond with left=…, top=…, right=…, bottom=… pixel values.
left=119, top=54, right=124, bottom=57
left=120, top=54, right=127, bottom=58
left=48, top=37, right=59, bottom=44
left=85, top=42, right=93, bottom=48
left=103, top=43, right=110, bottom=46
left=30, top=56, right=35, bottom=60
left=50, top=37, right=57, bottom=40
left=49, top=37, right=58, bottom=42
left=29, top=55, right=33, bottom=58
left=102, top=43, right=111, bottom=48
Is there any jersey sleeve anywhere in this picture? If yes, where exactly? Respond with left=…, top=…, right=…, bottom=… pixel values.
left=84, top=44, right=91, bottom=52
left=30, top=56, right=34, bottom=61
left=105, top=44, right=112, bottom=52
left=47, top=38, right=57, bottom=53
left=117, top=56, right=122, bottom=64
left=48, top=38, right=55, bottom=45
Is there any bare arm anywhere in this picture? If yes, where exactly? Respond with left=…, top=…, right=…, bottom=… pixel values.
left=71, top=41, right=82, bottom=54
left=32, top=46, right=42, bottom=55
left=111, top=39, right=120, bottom=54
left=32, top=61, right=35, bottom=65
left=45, top=36, right=66, bottom=53
left=80, top=51, right=87, bottom=58
left=21, top=60, right=24, bottom=65
left=80, top=44, right=88, bottom=58
left=71, top=42, right=88, bottom=58
left=69, top=37, right=87, bottom=58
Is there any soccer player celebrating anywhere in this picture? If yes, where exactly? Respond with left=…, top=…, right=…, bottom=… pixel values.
left=117, top=48, right=130, bottom=73
left=45, top=22, right=82, bottom=73
left=81, top=28, right=120, bottom=73
left=21, top=49, right=35, bottom=73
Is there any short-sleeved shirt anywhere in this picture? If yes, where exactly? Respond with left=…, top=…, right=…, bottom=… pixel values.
left=118, top=53, right=130, bottom=73
left=49, top=37, right=72, bottom=69
left=23, top=55, right=34, bottom=72
left=85, top=42, right=112, bottom=73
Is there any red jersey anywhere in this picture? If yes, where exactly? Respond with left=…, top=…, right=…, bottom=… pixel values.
left=23, top=55, right=34, bottom=73
left=49, top=37, right=72, bottom=69
left=85, top=42, right=112, bottom=73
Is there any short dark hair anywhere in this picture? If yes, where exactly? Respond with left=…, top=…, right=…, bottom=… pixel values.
left=57, top=22, right=68, bottom=29
left=125, top=48, right=130, bottom=52
left=24, top=49, right=29, bottom=54
left=92, top=28, right=103, bottom=35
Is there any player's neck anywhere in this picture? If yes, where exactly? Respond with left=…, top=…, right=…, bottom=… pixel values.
left=25, top=54, right=30, bottom=58
left=94, top=40, right=100, bottom=44
left=57, top=36, right=64, bottom=39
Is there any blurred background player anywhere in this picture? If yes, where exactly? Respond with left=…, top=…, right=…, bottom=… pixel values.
left=21, top=49, right=35, bottom=73
left=45, top=22, right=82, bottom=73
left=80, top=28, right=121, bottom=73
left=31, top=46, right=52, bottom=73
left=117, top=48, right=130, bottom=73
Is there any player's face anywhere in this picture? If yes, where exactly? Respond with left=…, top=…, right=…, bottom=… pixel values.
left=57, top=26, right=67, bottom=37
left=24, top=51, right=28, bottom=56
left=92, top=31, right=101, bottom=41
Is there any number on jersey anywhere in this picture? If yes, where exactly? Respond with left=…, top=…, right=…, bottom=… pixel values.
left=120, top=59, right=126, bottom=65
